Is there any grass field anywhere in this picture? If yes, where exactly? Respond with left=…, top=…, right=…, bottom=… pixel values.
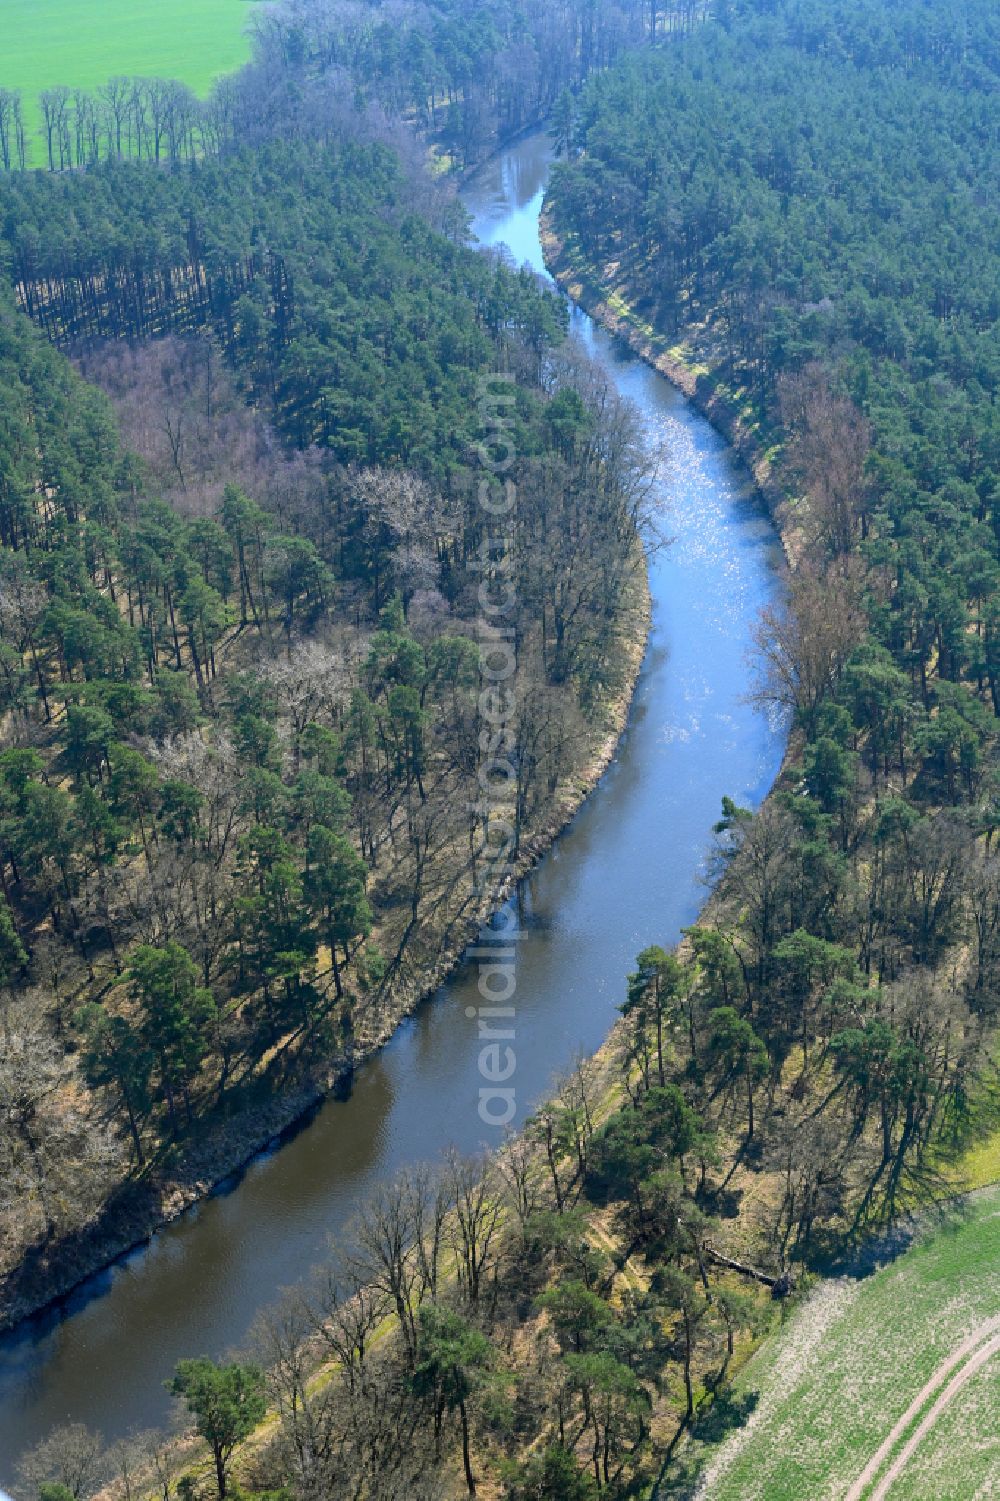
left=667, top=1186, right=1000, bottom=1500
left=884, top=1361, right=999, bottom=1501
left=2, top=0, right=253, bottom=158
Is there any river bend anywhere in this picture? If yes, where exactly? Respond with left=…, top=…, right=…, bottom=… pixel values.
left=0, top=130, right=784, bottom=1473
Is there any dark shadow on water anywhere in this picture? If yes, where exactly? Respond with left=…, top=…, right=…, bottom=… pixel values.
left=0, top=1088, right=335, bottom=1352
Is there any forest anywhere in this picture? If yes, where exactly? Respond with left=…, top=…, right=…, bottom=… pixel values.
left=4, top=139, right=565, bottom=466
left=548, top=0, right=1000, bottom=838
left=0, top=122, right=655, bottom=1344
left=0, top=0, right=705, bottom=175
left=7, top=0, right=1000, bottom=1496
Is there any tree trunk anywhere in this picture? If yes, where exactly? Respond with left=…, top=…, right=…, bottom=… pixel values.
left=213, top=1444, right=227, bottom=1500
left=460, top=1398, right=476, bottom=1495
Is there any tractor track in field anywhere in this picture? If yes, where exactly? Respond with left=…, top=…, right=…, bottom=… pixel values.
left=845, top=1316, right=1000, bottom=1500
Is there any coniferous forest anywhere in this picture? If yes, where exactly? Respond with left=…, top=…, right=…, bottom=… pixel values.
left=3, top=0, right=1000, bottom=1497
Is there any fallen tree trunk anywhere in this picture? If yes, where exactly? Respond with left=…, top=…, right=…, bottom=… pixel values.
left=705, top=1245, right=795, bottom=1297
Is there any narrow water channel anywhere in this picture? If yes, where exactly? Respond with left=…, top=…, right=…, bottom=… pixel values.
left=0, top=131, right=785, bottom=1475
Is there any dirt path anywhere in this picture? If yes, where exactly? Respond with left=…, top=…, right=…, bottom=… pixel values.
left=845, top=1316, right=1000, bottom=1501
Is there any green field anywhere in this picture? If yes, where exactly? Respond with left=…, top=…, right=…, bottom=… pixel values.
left=3, top=0, right=253, bottom=156
left=673, top=1187, right=1000, bottom=1500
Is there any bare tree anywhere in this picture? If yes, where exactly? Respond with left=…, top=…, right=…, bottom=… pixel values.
left=0, top=1000, right=120, bottom=1256
left=780, top=364, right=871, bottom=560
left=104, top=1431, right=157, bottom=1501
left=260, top=639, right=353, bottom=768
left=100, top=77, right=134, bottom=158
left=751, top=562, right=865, bottom=736
left=445, top=1150, right=504, bottom=1311
left=0, top=88, right=20, bottom=171
left=346, top=1169, right=432, bottom=1362
left=307, top=1262, right=389, bottom=1396
left=16, top=1422, right=106, bottom=1500
left=497, top=1130, right=542, bottom=1228
left=39, top=86, right=72, bottom=170
left=353, top=467, right=454, bottom=612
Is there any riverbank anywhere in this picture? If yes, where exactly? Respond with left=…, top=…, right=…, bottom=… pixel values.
left=72, top=139, right=1000, bottom=1501
left=539, top=198, right=1000, bottom=1495
left=539, top=210, right=802, bottom=571
left=0, top=549, right=652, bottom=1338
left=0, top=128, right=790, bottom=1465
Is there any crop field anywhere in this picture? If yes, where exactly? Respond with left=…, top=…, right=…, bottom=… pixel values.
left=679, top=1186, right=1000, bottom=1500
left=3, top=0, right=253, bottom=156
